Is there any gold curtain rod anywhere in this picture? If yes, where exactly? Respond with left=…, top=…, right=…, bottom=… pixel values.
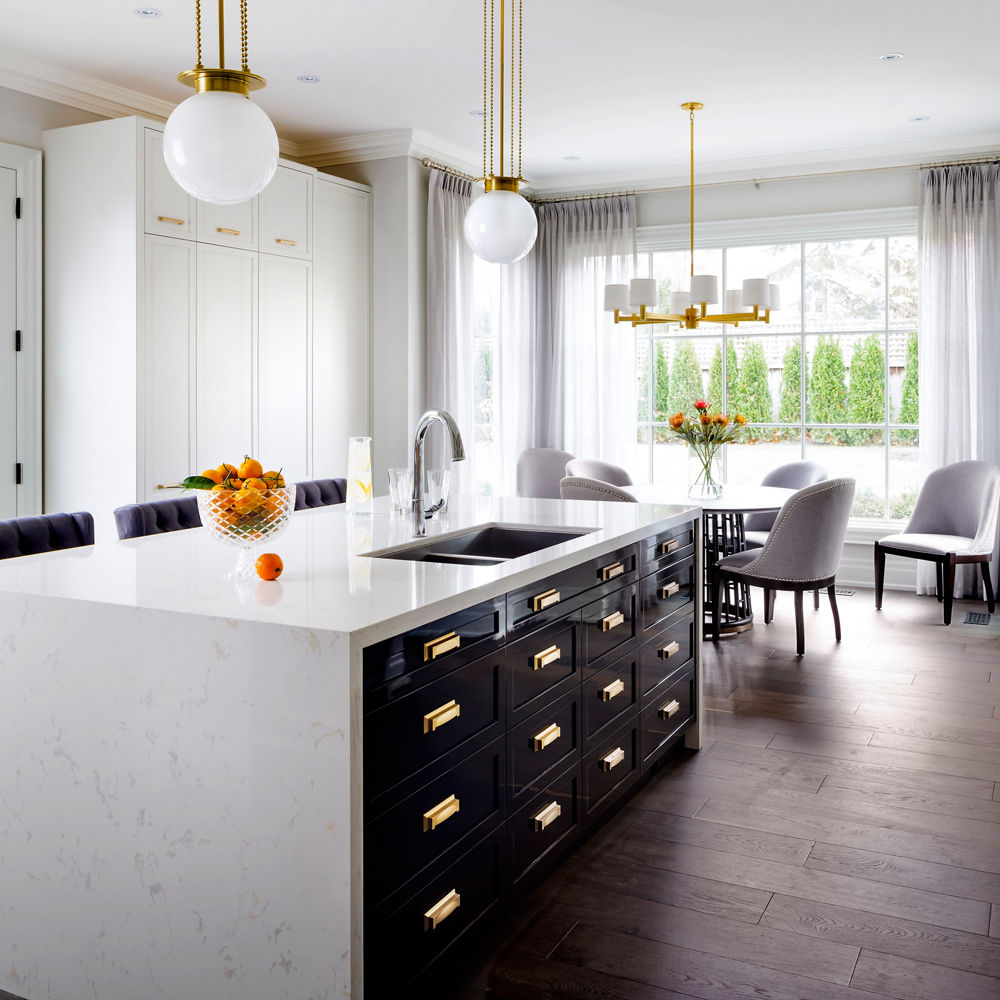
left=531, top=190, right=635, bottom=204
left=421, top=158, right=477, bottom=182
left=920, top=153, right=1000, bottom=169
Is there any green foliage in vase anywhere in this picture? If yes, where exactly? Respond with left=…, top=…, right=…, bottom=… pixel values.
left=736, top=341, right=773, bottom=438
left=809, top=336, right=849, bottom=443
left=846, top=334, right=885, bottom=444
left=668, top=339, right=704, bottom=417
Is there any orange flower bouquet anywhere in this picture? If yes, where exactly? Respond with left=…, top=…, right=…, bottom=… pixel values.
left=667, top=399, right=747, bottom=499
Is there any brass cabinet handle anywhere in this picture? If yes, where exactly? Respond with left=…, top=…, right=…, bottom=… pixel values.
left=660, top=581, right=680, bottom=599
left=155, top=483, right=182, bottom=490
left=422, top=794, right=460, bottom=832
left=660, top=538, right=680, bottom=555
left=157, top=215, right=185, bottom=225
left=275, top=238, right=298, bottom=246
left=423, top=630, right=460, bottom=662
left=601, top=746, right=625, bottom=771
left=601, top=678, right=625, bottom=702
left=659, top=699, right=681, bottom=719
left=531, top=800, right=562, bottom=832
left=216, top=226, right=241, bottom=235
left=658, top=641, right=681, bottom=660
left=532, top=722, right=561, bottom=752
left=533, top=645, right=561, bottom=671
left=423, top=699, right=461, bottom=734
left=531, top=588, right=561, bottom=612
left=600, top=560, right=624, bottom=582
left=424, top=889, right=460, bottom=931
left=601, top=610, right=625, bottom=632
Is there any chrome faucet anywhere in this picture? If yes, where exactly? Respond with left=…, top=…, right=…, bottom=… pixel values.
left=411, top=409, right=466, bottom=536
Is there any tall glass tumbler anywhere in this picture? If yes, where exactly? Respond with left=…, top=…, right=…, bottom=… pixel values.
left=347, top=436, right=374, bottom=515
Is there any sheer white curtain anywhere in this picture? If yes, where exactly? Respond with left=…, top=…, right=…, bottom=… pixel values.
left=533, top=196, right=637, bottom=472
left=918, top=162, right=1000, bottom=594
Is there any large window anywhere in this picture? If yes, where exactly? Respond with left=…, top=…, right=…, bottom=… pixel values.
left=634, top=235, right=919, bottom=520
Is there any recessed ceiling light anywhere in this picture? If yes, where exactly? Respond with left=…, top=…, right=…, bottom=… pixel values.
left=296, top=74, right=321, bottom=84
left=134, top=7, right=163, bottom=17
left=469, top=109, right=485, bottom=117
left=910, top=115, right=931, bottom=122
left=563, top=155, right=580, bottom=161
left=879, top=52, right=905, bottom=62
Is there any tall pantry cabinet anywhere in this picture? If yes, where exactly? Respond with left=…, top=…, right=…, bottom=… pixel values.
left=42, top=117, right=371, bottom=536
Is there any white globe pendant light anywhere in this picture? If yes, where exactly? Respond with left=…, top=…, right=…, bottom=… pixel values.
left=164, top=1, right=279, bottom=205
left=465, top=0, right=537, bottom=265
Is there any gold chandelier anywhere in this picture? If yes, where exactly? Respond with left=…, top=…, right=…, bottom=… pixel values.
left=604, top=103, right=780, bottom=330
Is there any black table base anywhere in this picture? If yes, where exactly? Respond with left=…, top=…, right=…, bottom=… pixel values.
left=703, top=511, right=754, bottom=634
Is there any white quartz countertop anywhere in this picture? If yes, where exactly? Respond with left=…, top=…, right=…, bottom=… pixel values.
left=0, top=495, right=699, bottom=643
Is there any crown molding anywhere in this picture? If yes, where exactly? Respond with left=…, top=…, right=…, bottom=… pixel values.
left=293, top=126, right=480, bottom=174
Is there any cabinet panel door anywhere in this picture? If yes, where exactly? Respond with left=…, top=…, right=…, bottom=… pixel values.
left=142, top=236, right=196, bottom=498
left=195, top=245, right=256, bottom=472
left=144, top=129, right=196, bottom=239
left=258, top=254, right=310, bottom=481
left=259, top=164, right=312, bottom=258
left=196, top=198, right=257, bottom=250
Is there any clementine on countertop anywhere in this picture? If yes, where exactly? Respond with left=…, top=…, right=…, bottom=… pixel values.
left=256, top=553, right=283, bottom=580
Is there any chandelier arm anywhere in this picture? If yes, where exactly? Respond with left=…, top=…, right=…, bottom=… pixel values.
left=240, top=0, right=248, bottom=72
left=194, top=0, right=203, bottom=68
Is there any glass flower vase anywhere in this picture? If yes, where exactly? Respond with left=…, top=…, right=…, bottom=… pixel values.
left=687, top=446, right=724, bottom=499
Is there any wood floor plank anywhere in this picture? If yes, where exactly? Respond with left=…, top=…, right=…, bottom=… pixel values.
left=854, top=704, right=1000, bottom=749
left=703, top=709, right=875, bottom=747
left=991, top=904, right=999, bottom=939
left=760, top=894, right=1000, bottom=979
left=805, top=842, right=1000, bottom=905
left=665, top=749, right=828, bottom=794
left=850, top=950, right=1000, bottom=1000
left=869, top=729, right=1000, bottom=768
left=594, top=833, right=990, bottom=934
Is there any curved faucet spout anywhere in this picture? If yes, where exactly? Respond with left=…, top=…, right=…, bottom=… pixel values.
left=411, top=409, right=466, bottom=536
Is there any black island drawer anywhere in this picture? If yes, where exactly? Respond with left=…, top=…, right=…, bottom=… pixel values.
left=582, top=646, right=638, bottom=747
left=364, top=650, right=504, bottom=798
left=507, top=618, right=580, bottom=717
left=582, top=583, right=638, bottom=667
left=640, top=556, right=695, bottom=636
left=365, top=736, right=504, bottom=908
left=365, top=824, right=505, bottom=996
left=510, top=762, right=580, bottom=886
left=363, top=595, right=504, bottom=702
left=640, top=521, right=697, bottom=570
left=508, top=691, right=579, bottom=802
left=583, top=718, right=639, bottom=825
left=506, top=542, right=639, bottom=636
left=641, top=667, right=696, bottom=766
left=640, top=614, right=695, bottom=697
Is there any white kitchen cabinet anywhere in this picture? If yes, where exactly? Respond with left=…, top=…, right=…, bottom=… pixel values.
left=196, top=197, right=257, bottom=251
left=259, top=164, right=312, bottom=259
left=258, top=255, right=311, bottom=481
left=143, top=129, right=196, bottom=239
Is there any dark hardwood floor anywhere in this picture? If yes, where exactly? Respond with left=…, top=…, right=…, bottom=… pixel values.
left=450, top=587, right=1000, bottom=999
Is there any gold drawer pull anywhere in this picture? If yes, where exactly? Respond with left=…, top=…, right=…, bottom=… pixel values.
left=601, top=747, right=625, bottom=771
left=659, top=699, right=681, bottom=719
left=157, top=215, right=185, bottom=225
left=422, top=794, right=460, bottom=832
left=423, top=699, right=460, bottom=734
left=660, top=581, right=680, bottom=599
left=532, top=800, right=562, bottom=832
left=532, top=588, right=561, bottom=612
left=658, top=641, right=681, bottom=660
left=660, top=538, right=680, bottom=555
left=533, top=645, right=561, bottom=671
left=275, top=238, right=298, bottom=246
left=423, top=630, right=460, bottom=662
left=532, top=722, right=561, bottom=752
left=155, top=483, right=182, bottom=490
left=216, top=226, right=241, bottom=235
left=601, top=610, right=625, bottom=632
left=600, top=560, right=624, bottom=582
left=424, top=889, right=460, bottom=931
left=601, top=678, right=625, bottom=702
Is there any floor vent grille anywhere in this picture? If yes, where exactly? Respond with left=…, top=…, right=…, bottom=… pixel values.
left=834, top=588, right=855, bottom=597
left=964, top=612, right=991, bottom=625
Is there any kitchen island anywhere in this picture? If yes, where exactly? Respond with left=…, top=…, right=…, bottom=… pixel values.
left=0, top=495, right=701, bottom=999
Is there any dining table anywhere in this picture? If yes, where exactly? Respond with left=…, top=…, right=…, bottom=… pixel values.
left=628, top=484, right=796, bottom=634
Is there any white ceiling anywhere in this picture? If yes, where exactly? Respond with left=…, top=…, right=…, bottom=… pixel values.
left=2, top=0, right=999, bottom=192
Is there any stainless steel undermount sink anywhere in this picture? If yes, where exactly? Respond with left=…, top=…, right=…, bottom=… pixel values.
left=365, top=523, right=594, bottom=567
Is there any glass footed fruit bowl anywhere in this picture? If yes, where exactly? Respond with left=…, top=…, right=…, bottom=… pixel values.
left=196, top=484, right=296, bottom=580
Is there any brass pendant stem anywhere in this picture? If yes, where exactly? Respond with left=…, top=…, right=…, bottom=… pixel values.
left=217, top=0, right=225, bottom=68
left=689, top=106, right=694, bottom=277
left=178, top=0, right=265, bottom=93
left=499, top=0, right=505, bottom=178
left=194, top=0, right=203, bottom=68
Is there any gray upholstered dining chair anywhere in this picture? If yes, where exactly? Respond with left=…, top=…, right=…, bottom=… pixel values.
left=559, top=476, right=636, bottom=503
left=743, top=460, right=829, bottom=549
left=711, top=478, right=855, bottom=655
left=564, top=458, right=633, bottom=487
left=516, top=448, right=575, bottom=499
left=114, top=496, right=202, bottom=540
left=875, top=460, right=1000, bottom=625
left=0, top=512, right=95, bottom=557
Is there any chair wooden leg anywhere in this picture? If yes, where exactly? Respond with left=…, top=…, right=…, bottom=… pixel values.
left=936, top=560, right=944, bottom=602
left=711, top=567, right=723, bottom=642
left=874, top=543, right=886, bottom=610
left=794, top=589, right=805, bottom=656
left=981, top=562, right=996, bottom=614
left=763, top=587, right=773, bottom=624
left=828, top=585, right=842, bottom=642
left=944, top=555, right=956, bottom=625
left=813, top=589, right=820, bottom=610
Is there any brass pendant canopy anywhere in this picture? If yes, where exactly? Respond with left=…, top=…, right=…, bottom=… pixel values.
left=177, top=0, right=268, bottom=97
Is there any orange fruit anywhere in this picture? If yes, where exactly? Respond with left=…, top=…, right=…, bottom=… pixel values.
left=233, top=490, right=261, bottom=514
left=211, top=483, right=231, bottom=492
left=256, top=553, right=283, bottom=580
left=263, top=470, right=285, bottom=488
left=239, top=456, right=264, bottom=480
left=243, top=477, right=268, bottom=492
left=201, top=468, right=223, bottom=484
left=217, top=463, right=238, bottom=478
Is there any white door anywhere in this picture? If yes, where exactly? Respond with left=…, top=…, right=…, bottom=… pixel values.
left=258, top=254, right=311, bottom=482
left=195, top=244, right=256, bottom=473
left=142, top=235, right=196, bottom=499
left=0, top=166, right=15, bottom=518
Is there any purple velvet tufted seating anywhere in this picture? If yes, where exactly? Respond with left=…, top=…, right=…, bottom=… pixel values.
left=293, top=478, right=347, bottom=510
left=0, top=512, right=95, bottom=557
left=114, top=496, right=202, bottom=540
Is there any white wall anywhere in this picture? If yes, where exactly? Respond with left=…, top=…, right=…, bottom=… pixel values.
left=0, top=86, right=104, bottom=148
